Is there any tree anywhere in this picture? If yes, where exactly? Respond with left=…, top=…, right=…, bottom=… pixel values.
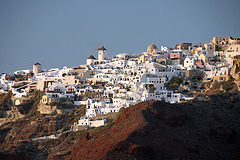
left=215, top=45, right=222, bottom=51
left=164, top=76, right=183, bottom=91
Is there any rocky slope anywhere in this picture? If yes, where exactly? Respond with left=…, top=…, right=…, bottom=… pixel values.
left=54, top=93, right=240, bottom=160
left=0, top=114, right=69, bottom=159
left=0, top=87, right=240, bottom=160
left=0, top=91, right=78, bottom=160
left=0, top=107, right=24, bottom=126
left=230, top=55, right=240, bottom=91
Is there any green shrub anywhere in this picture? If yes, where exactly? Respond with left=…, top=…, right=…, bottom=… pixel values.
left=164, top=76, right=183, bottom=91
left=200, top=81, right=212, bottom=89
left=215, top=45, right=222, bottom=51
left=0, top=91, right=12, bottom=110
left=74, top=105, right=86, bottom=116
left=24, top=90, right=45, bottom=118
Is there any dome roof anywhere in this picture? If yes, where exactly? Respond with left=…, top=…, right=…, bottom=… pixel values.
left=147, top=44, right=158, bottom=50
left=87, top=55, right=96, bottom=59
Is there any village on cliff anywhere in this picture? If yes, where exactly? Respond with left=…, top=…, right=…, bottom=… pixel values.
left=1, top=36, right=240, bottom=131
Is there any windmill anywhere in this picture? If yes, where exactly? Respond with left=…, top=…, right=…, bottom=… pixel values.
left=87, top=40, right=105, bottom=65
left=92, top=40, right=107, bottom=61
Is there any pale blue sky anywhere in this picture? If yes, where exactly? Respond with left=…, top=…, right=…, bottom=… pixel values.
left=0, top=0, right=240, bottom=73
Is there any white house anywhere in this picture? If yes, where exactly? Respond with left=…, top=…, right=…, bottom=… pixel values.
left=75, top=117, right=106, bottom=128
left=184, top=56, right=195, bottom=70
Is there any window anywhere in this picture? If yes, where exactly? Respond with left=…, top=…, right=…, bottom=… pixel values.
left=219, top=77, right=226, bottom=81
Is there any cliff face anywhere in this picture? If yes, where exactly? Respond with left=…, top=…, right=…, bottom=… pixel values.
left=54, top=96, right=240, bottom=160
left=0, top=107, right=24, bottom=126
left=0, top=115, right=69, bottom=160
left=230, top=55, right=240, bottom=79
left=0, top=90, right=240, bottom=160
left=230, top=55, right=240, bottom=91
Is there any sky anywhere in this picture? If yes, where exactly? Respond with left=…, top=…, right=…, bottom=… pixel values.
left=0, top=0, right=240, bottom=73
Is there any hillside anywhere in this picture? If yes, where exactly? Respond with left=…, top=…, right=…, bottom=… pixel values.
left=54, top=94, right=240, bottom=160
left=0, top=86, right=240, bottom=159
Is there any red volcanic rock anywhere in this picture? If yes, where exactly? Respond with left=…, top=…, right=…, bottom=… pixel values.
left=54, top=100, right=240, bottom=160
left=54, top=101, right=153, bottom=160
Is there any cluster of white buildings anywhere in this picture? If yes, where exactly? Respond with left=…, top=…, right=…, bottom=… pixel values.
left=1, top=36, right=240, bottom=129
